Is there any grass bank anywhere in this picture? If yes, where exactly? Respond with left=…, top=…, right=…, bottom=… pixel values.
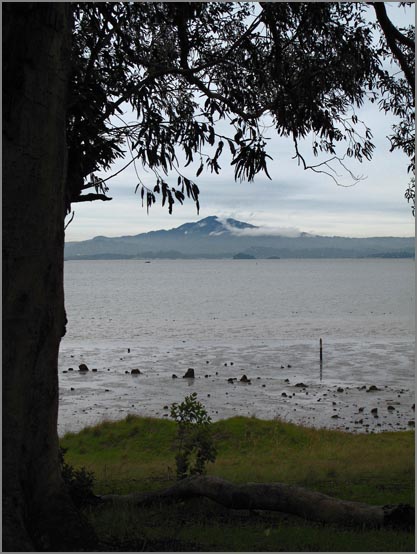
left=61, top=415, right=415, bottom=551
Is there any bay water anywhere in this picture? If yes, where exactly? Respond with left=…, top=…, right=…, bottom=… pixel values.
left=58, top=259, right=415, bottom=434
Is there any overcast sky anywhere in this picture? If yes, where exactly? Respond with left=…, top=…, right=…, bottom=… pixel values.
left=66, top=3, right=415, bottom=242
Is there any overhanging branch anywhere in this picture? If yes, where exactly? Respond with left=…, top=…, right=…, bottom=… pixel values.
left=72, top=193, right=112, bottom=203
left=371, top=2, right=415, bottom=90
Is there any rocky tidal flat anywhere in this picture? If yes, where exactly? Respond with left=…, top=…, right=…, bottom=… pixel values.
left=58, top=339, right=415, bottom=436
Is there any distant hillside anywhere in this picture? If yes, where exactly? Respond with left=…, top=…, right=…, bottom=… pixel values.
left=65, top=216, right=415, bottom=260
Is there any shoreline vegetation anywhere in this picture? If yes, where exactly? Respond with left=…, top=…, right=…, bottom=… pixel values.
left=61, top=415, right=415, bottom=551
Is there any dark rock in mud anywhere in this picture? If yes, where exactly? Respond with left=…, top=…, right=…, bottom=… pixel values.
left=131, top=369, right=141, bottom=375
left=240, top=375, right=251, bottom=383
left=183, top=368, right=195, bottom=378
left=92, top=368, right=98, bottom=372
left=79, top=364, right=89, bottom=372
left=227, top=378, right=237, bottom=384
left=367, top=385, right=381, bottom=392
left=295, top=382, right=307, bottom=388
left=172, top=374, right=178, bottom=379
left=337, top=387, right=344, bottom=393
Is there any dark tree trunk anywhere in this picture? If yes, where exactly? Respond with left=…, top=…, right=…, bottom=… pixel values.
left=3, top=4, right=95, bottom=551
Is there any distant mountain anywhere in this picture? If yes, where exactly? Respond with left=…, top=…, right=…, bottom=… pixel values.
left=65, top=216, right=415, bottom=260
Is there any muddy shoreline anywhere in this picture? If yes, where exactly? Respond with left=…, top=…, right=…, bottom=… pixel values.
left=58, top=340, right=415, bottom=436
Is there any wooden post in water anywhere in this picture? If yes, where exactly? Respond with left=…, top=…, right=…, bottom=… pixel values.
left=319, top=338, right=323, bottom=381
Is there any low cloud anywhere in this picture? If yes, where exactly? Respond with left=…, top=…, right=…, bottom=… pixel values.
left=223, top=221, right=302, bottom=238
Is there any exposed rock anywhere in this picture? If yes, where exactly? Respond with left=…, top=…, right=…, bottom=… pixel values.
left=284, top=379, right=290, bottom=383
left=172, top=374, right=178, bottom=379
left=62, top=370, right=67, bottom=374
left=131, top=369, right=141, bottom=375
left=92, top=368, right=98, bottom=372
left=337, top=387, right=344, bottom=393
left=281, top=392, right=287, bottom=397
left=183, top=368, right=195, bottom=378
left=280, top=365, right=285, bottom=369
left=287, top=364, right=292, bottom=368
left=412, top=404, right=415, bottom=411
left=367, top=385, right=381, bottom=392
left=358, top=407, right=364, bottom=412
left=79, top=364, right=89, bottom=372
left=371, top=408, right=378, bottom=415
left=227, top=378, right=237, bottom=384
left=68, top=368, right=73, bottom=371
left=408, top=420, right=415, bottom=426
left=127, top=348, right=130, bottom=353
left=70, top=387, right=75, bottom=391
left=295, top=382, right=307, bottom=388
left=240, top=375, right=251, bottom=383
left=387, top=405, right=395, bottom=411
left=331, top=414, right=339, bottom=419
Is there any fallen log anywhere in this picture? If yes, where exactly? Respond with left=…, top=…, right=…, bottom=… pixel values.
left=99, top=476, right=414, bottom=529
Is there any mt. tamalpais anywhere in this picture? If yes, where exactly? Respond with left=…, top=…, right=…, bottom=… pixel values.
left=65, top=216, right=414, bottom=260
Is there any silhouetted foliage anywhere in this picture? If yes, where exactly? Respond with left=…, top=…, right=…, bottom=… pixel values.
left=67, top=2, right=414, bottom=213
left=59, top=447, right=96, bottom=508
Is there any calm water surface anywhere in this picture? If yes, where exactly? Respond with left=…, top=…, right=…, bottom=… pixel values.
left=58, top=259, right=415, bottom=433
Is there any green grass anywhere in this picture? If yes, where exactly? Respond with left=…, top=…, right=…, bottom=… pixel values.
left=61, top=415, right=415, bottom=551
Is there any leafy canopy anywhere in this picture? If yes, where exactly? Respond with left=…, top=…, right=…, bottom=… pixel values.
left=67, top=2, right=415, bottom=215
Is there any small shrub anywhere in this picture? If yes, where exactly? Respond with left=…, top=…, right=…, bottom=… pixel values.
left=59, top=447, right=96, bottom=507
left=170, top=393, right=217, bottom=480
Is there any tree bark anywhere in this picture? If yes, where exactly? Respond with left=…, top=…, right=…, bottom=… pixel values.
left=3, top=4, right=95, bottom=551
left=101, top=476, right=414, bottom=530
